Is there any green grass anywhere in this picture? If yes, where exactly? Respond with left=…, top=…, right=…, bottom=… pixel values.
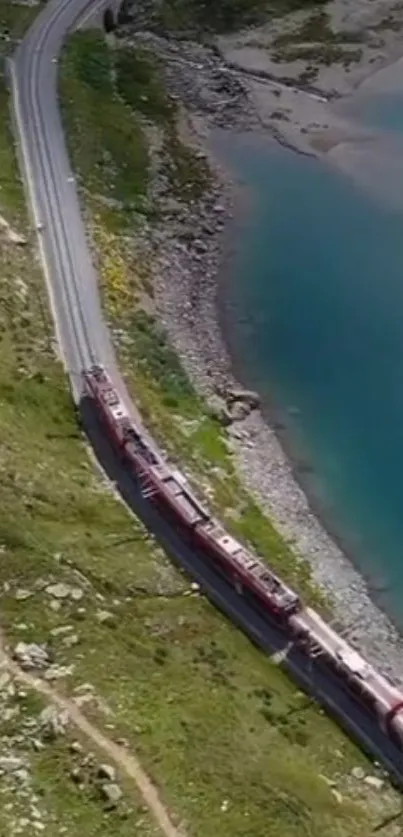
left=61, top=35, right=209, bottom=214
left=272, top=43, right=363, bottom=67
left=0, top=0, right=44, bottom=52
left=60, top=31, right=149, bottom=220
left=0, top=16, right=396, bottom=837
left=0, top=683, right=160, bottom=836
left=141, top=0, right=329, bottom=35
left=272, top=10, right=366, bottom=48
left=270, top=9, right=365, bottom=68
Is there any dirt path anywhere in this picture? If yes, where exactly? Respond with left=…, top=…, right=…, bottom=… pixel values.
left=1, top=651, right=184, bottom=837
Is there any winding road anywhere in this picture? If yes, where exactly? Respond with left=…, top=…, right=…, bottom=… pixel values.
left=8, top=0, right=403, bottom=788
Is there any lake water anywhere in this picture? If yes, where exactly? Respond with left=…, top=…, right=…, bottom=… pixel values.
left=220, top=111, right=403, bottom=630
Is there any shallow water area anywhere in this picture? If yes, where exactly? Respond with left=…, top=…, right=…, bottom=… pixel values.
left=346, top=92, right=403, bottom=134
left=216, top=127, right=403, bottom=631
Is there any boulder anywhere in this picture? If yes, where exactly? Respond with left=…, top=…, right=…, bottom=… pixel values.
left=100, top=782, right=123, bottom=806
left=46, top=583, right=71, bottom=600
left=225, top=387, right=260, bottom=410
left=13, top=642, right=50, bottom=670
left=39, top=706, right=69, bottom=739
left=228, top=401, right=251, bottom=422
left=363, top=775, right=384, bottom=790
left=0, top=756, right=25, bottom=773
left=351, top=766, right=365, bottom=780
left=97, top=763, right=116, bottom=782
left=14, top=589, right=33, bottom=601
left=206, top=395, right=232, bottom=426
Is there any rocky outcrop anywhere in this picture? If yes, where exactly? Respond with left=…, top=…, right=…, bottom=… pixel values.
left=207, top=387, right=261, bottom=425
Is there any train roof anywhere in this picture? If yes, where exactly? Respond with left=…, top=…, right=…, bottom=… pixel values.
left=304, top=607, right=402, bottom=704
left=149, top=463, right=209, bottom=525
left=204, top=521, right=300, bottom=608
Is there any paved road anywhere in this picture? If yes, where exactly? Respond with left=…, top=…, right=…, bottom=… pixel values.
left=8, top=0, right=403, bottom=787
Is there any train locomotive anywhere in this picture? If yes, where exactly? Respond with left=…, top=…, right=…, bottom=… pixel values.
left=83, top=363, right=403, bottom=754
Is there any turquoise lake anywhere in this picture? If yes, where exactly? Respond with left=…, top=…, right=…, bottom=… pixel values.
left=220, top=121, right=403, bottom=630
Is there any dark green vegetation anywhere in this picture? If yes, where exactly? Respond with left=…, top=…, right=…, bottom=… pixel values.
left=136, top=0, right=329, bottom=36
left=61, top=32, right=209, bottom=215
left=270, top=9, right=364, bottom=70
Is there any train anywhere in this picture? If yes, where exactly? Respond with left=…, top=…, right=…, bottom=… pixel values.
left=83, top=363, right=403, bottom=754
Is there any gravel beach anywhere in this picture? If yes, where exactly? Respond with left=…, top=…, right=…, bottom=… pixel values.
left=119, top=0, right=403, bottom=683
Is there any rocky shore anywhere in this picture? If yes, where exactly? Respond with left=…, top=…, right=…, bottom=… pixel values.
left=117, top=3, right=403, bottom=683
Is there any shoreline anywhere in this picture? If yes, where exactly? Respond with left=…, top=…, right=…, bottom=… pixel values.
left=119, top=19, right=403, bottom=682
left=151, top=123, right=403, bottom=685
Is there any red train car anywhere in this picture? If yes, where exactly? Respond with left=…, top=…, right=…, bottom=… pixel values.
left=83, top=365, right=131, bottom=448
left=290, top=608, right=403, bottom=751
left=83, top=364, right=301, bottom=623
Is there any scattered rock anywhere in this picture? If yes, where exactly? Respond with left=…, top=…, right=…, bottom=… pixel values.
left=318, top=774, right=337, bottom=788
left=74, top=682, right=95, bottom=694
left=3, top=706, right=20, bottom=722
left=206, top=395, right=232, bottom=426
left=70, top=767, right=83, bottom=784
left=7, top=229, right=27, bottom=246
left=14, top=768, right=30, bottom=784
left=39, top=706, right=69, bottom=740
left=14, top=589, right=33, bottom=601
left=50, top=625, right=74, bottom=637
left=62, top=633, right=79, bottom=648
left=13, top=642, right=50, bottom=670
left=45, top=583, right=71, bottom=600
left=97, top=763, right=116, bottom=782
left=227, top=401, right=251, bottom=422
left=363, top=775, right=385, bottom=790
left=225, top=387, right=260, bottom=410
left=69, top=741, right=83, bottom=755
left=100, top=782, right=122, bottom=806
left=0, top=756, right=25, bottom=773
left=351, top=766, right=366, bottom=780
left=70, top=587, right=84, bottom=602
left=96, top=610, right=115, bottom=625
left=43, top=663, right=74, bottom=681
